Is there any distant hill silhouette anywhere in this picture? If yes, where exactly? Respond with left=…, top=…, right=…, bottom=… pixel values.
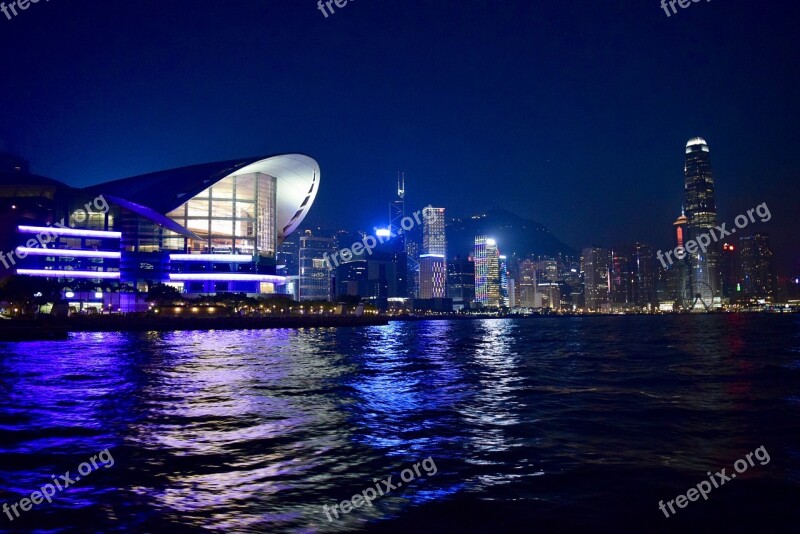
left=447, top=209, right=575, bottom=259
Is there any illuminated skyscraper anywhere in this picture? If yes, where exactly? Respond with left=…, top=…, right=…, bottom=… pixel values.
left=608, top=244, right=655, bottom=311
left=299, top=230, right=334, bottom=301
left=581, top=247, right=609, bottom=311
left=517, top=259, right=538, bottom=307
left=390, top=172, right=405, bottom=237
left=740, top=233, right=776, bottom=302
left=610, top=249, right=633, bottom=307
left=474, top=236, right=501, bottom=306
left=684, top=137, right=721, bottom=308
left=447, top=255, right=475, bottom=309
left=406, top=239, right=420, bottom=298
left=499, top=255, right=509, bottom=306
left=538, top=260, right=558, bottom=283
left=420, top=206, right=447, bottom=298
left=384, top=173, right=408, bottom=299
left=422, top=206, right=446, bottom=256
left=720, top=242, right=738, bottom=300
left=419, top=254, right=446, bottom=298
left=631, top=243, right=655, bottom=309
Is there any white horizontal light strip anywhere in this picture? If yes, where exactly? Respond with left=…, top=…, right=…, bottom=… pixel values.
left=16, top=247, right=121, bottom=259
left=17, top=269, right=121, bottom=279
left=169, top=273, right=286, bottom=284
left=169, top=254, right=253, bottom=262
left=18, top=225, right=122, bottom=239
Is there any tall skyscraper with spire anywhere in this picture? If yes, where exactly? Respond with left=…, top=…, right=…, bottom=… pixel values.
left=385, top=172, right=407, bottom=299
left=683, top=137, right=721, bottom=309
left=390, top=172, right=405, bottom=237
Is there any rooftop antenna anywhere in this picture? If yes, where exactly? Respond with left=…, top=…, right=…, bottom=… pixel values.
left=390, top=171, right=406, bottom=236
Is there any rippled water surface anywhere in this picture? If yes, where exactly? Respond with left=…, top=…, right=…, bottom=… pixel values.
left=1, top=315, right=799, bottom=532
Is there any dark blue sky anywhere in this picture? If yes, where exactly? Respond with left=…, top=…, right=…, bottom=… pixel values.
left=1, top=0, right=797, bottom=270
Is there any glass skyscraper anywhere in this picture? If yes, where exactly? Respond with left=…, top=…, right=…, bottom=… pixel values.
left=499, top=255, right=509, bottom=306
left=420, top=206, right=447, bottom=298
left=474, top=236, right=501, bottom=307
left=581, top=247, right=609, bottom=311
left=447, top=255, right=475, bottom=309
left=683, top=137, right=721, bottom=308
left=299, top=230, right=334, bottom=301
left=740, top=233, right=776, bottom=302
left=422, top=206, right=447, bottom=256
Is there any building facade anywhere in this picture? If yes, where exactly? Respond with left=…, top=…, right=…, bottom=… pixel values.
left=474, top=236, right=501, bottom=307
left=1, top=154, right=320, bottom=311
left=607, top=244, right=656, bottom=311
left=420, top=206, right=447, bottom=299
left=299, top=230, right=334, bottom=301
left=582, top=247, right=610, bottom=311
left=609, top=249, right=633, bottom=309
left=684, top=137, right=721, bottom=308
left=499, top=255, right=509, bottom=306
left=516, top=259, right=538, bottom=308
left=739, top=233, right=776, bottom=302
left=447, top=255, right=475, bottom=309
left=419, top=254, right=446, bottom=299
left=631, top=243, right=655, bottom=309
left=720, top=242, right=738, bottom=300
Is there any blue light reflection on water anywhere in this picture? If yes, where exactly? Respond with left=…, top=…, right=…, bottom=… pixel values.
left=0, top=316, right=798, bottom=532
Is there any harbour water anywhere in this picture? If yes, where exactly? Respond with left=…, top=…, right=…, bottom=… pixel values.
left=1, top=315, right=799, bottom=532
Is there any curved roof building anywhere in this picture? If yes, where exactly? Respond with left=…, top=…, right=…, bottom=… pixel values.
left=4, top=153, right=321, bottom=304
left=86, top=153, right=319, bottom=249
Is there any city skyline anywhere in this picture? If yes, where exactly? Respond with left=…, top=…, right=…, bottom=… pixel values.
left=2, top=133, right=794, bottom=282
left=0, top=1, right=797, bottom=273
left=290, top=136, right=789, bottom=281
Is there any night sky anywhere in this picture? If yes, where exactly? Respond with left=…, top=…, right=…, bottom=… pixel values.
left=1, top=0, right=797, bottom=271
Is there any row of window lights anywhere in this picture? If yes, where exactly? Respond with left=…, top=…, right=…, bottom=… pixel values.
left=153, top=307, right=219, bottom=314
left=64, top=291, right=105, bottom=299
left=147, top=305, right=378, bottom=315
